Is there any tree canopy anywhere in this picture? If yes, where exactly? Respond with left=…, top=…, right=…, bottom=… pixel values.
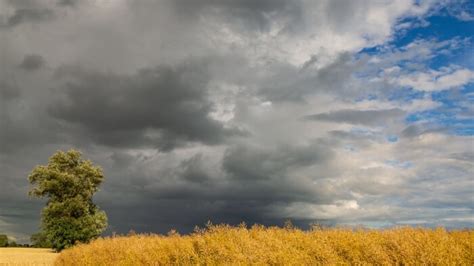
left=28, top=149, right=107, bottom=251
left=0, top=235, right=8, bottom=247
left=30, top=232, right=52, bottom=248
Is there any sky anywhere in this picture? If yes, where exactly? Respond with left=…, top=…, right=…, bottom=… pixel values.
left=0, top=0, right=473, bottom=243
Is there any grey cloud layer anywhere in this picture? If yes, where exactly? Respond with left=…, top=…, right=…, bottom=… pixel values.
left=98, top=141, right=338, bottom=233
left=0, top=0, right=57, bottom=28
left=0, top=0, right=472, bottom=242
left=19, top=54, right=45, bottom=71
left=306, top=109, right=405, bottom=126
left=49, top=61, right=244, bottom=150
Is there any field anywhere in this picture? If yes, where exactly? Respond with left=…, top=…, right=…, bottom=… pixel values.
left=55, top=224, right=473, bottom=265
left=0, top=248, right=58, bottom=266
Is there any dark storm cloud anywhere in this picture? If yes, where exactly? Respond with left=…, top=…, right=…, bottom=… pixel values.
left=223, top=142, right=328, bottom=181
left=1, top=0, right=74, bottom=29
left=121, top=142, right=334, bottom=203
left=2, top=0, right=472, bottom=243
left=0, top=79, right=64, bottom=154
left=0, top=81, right=20, bottom=100
left=3, top=8, right=54, bottom=28
left=219, top=142, right=340, bottom=205
left=0, top=115, right=65, bottom=154
left=19, top=54, right=45, bottom=71
left=184, top=0, right=291, bottom=13
left=325, top=0, right=371, bottom=33
left=179, top=154, right=213, bottom=184
left=49, top=61, right=244, bottom=150
left=259, top=53, right=361, bottom=102
left=102, top=198, right=314, bottom=235
left=305, top=108, right=405, bottom=126
left=98, top=140, right=338, bottom=234
left=56, top=0, right=78, bottom=7
left=0, top=82, right=22, bottom=153
left=170, top=0, right=301, bottom=33
left=326, top=130, right=387, bottom=149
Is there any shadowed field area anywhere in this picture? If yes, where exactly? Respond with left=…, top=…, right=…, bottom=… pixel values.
left=56, top=225, right=473, bottom=265
left=0, top=248, right=57, bottom=266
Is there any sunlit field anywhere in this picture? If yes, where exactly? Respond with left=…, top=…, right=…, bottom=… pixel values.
left=55, top=224, right=473, bottom=265
left=0, top=248, right=58, bottom=266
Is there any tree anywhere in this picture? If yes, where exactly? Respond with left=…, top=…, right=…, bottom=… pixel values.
left=28, top=149, right=107, bottom=251
left=30, top=232, right=52, bottom=248
left=0, top=235, right=8, bottom=247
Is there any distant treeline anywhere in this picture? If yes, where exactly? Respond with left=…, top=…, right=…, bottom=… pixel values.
left=0, top=232, right=52, bottom=248
left=0, top=234, right=19, bottom=247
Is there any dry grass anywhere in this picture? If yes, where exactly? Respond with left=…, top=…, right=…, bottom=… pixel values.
left=0, top=248, right=58, bottom=266
left=55, top=224, right=473, bottom=265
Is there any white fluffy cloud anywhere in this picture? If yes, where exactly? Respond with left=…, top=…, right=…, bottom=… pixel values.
left=398, top=68, right=474, bottom=91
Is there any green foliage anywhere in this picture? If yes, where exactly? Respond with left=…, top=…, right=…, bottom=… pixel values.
left=30, top=232, right=52, bottom=248
left=0, top=235, right=17, bottom=247
left=28, top=149, right=108, bottom=251
left=0, top=235, right=8, bottom=247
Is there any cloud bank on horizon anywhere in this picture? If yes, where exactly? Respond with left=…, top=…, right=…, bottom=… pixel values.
left=0, top=0, right=473, bottom=242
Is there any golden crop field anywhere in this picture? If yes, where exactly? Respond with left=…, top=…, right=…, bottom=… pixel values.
left=55, top=224, right=473, bottom=265
left=0, top=248, right=58, bottom=266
